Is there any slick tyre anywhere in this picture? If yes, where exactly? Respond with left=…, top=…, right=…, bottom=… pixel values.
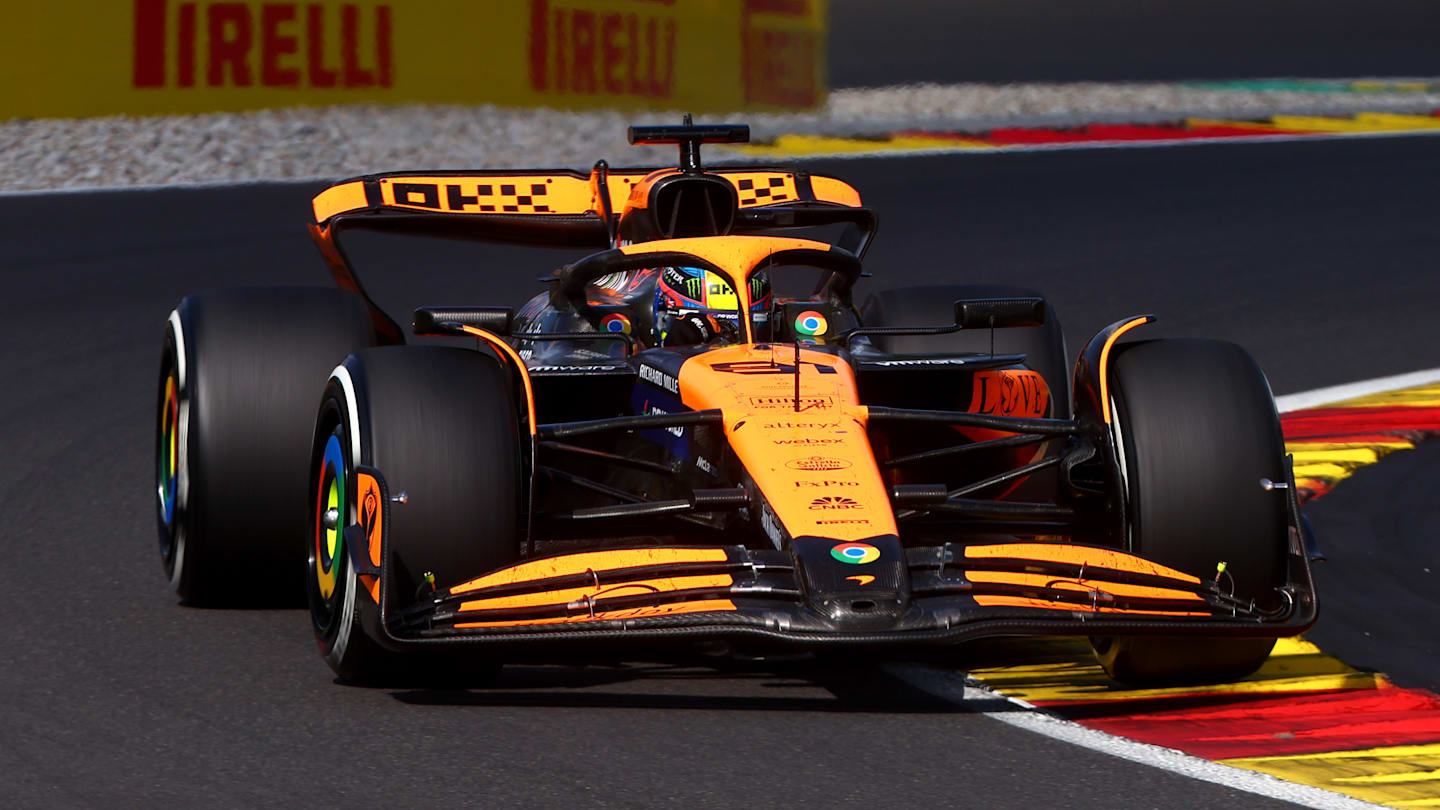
left=157, top=287, right=382, bottom=605
left=309, top=346, right=523, bottom=684
left=859, top=285, right=1069, bottom=417
left=1091, top=339, right=1289, bottom=686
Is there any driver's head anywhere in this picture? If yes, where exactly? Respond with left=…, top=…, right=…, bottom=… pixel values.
left=654, top=266, right=771, bottom=347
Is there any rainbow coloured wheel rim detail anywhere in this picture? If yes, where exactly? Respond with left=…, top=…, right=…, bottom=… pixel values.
left=314, top=432, right=346, bottom=602
left=157, top=373, right=179, bottom=527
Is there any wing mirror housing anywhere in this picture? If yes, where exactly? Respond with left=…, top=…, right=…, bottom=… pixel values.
left=413, top=306, right=514, bottom=337
left=953, top=298, right=1046, bottom=329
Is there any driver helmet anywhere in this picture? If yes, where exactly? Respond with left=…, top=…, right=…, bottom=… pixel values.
left=654, top=267, right=771, bottom=346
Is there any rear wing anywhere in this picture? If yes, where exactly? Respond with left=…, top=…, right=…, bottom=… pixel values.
left=307, top=163, right=874, bottom=342
left=309, top=165, right=870, bottom=245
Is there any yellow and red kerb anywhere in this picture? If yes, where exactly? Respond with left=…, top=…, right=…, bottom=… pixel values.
left=966, top=380, right=1440, bottom=807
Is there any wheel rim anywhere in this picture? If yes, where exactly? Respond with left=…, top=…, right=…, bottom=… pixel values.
left=157, top=371, right=179, bottom=529
left=155, top=352, right=185, bottom=582
left=311, top=428, right=348, bottom=630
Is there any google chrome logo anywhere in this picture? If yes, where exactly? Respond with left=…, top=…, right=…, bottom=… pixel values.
left=600, top=313, right=632, bottom=333
left=794, top=310, right=828, bottom=337
left=831, top=542, right=880, bottom=565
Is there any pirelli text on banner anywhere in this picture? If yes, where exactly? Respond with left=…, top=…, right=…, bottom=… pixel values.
left=131, top=0, right=393, bottom=91
left=0, top=0, right=828, bottom=120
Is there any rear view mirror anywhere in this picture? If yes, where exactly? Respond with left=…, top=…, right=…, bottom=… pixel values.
left=413, top=306, right=513, bottom=336
left=954, top=298, right=1045, bottom=329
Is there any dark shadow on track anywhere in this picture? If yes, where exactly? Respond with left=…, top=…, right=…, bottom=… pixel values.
left=389, top=661, right=963, bottom=713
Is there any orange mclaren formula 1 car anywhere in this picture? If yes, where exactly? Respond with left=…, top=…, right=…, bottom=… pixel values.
left=155, top=121, right=1318, bottom=686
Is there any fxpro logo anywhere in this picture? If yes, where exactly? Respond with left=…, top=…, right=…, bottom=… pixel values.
left=793, top=480, right=857, bottom=487
left=133, top=1, right=393, bottom=89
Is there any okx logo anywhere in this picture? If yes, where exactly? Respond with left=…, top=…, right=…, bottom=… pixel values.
left=809, top=496, right=860, bottom=510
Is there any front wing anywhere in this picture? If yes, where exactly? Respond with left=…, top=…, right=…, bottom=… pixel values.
left=354, top=525, right=1316, bottom=655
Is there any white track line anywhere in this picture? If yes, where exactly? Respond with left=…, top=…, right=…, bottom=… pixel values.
left=1275, top=366, right=1440, bottom=413
left=887, top=666, right=1384, bottom=810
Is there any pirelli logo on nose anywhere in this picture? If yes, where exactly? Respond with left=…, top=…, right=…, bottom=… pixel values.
left=379, top=176, right=560, bottom=214
left=731, top=175, right=796, bottom=207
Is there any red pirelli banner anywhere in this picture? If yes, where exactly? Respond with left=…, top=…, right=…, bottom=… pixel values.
left=1, top=0, right=827, bottom=119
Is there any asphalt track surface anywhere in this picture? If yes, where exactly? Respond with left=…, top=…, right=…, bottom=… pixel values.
left=829, top=0, right=1440, bottom=85
left=4, top=135, right=1440, bottom=807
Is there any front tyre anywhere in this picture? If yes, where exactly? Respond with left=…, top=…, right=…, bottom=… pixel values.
left=309, top=346, right=524, bottom=683
left=1092, top=339, right=1289, bottom=686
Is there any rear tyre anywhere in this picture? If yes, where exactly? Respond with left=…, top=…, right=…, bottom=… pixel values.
left=157, top=287, right=382, bottom=605
left=1092, top=339, right=1289, bottom=686
left=859, top=284, right=1069, bottom=416
left=309, top=346, right=523, bottom=684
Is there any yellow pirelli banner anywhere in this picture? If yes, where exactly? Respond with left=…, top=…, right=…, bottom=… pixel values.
left=1, top=0, right=826, bottom=120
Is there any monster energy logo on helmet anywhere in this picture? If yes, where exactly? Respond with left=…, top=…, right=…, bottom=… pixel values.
left=662, top=266, right=713, bottom=303
left=662, top=267, right=702, bottom=301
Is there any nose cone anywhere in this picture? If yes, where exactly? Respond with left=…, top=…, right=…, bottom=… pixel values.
left=793, top=534, right=910, bottom=630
